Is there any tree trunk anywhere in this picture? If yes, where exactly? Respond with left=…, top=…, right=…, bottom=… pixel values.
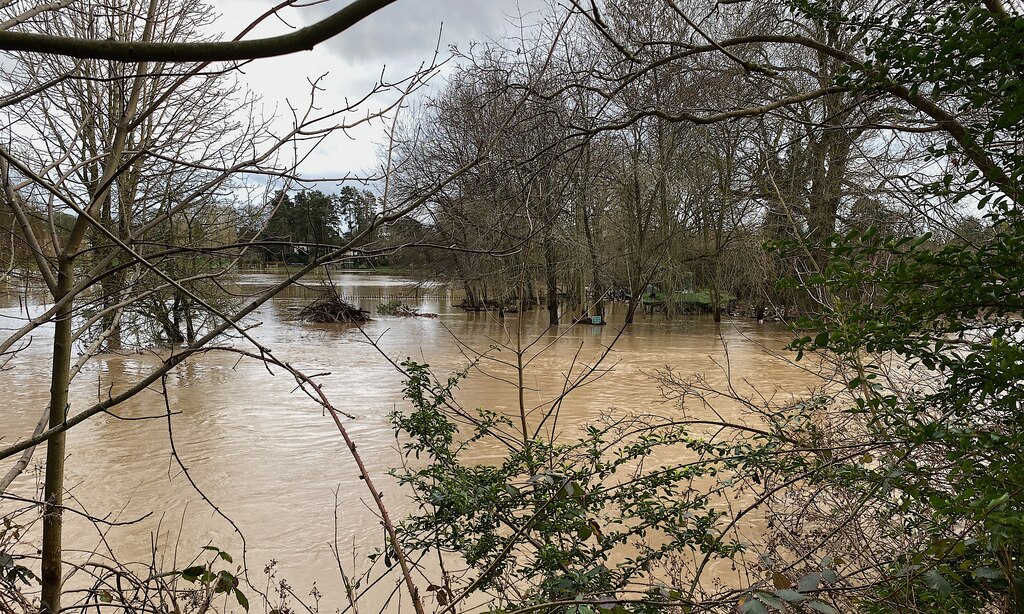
left=98, top=208, right=124, bottom=352
left=625, top=290, right=639, bottom=324
left=712, top=284, right=722, bottom=323
left=543, top=232, right=558, bottom=326
left=582, top=204, right=603, bottom=319
left=41, top=260, right=74, bottom=613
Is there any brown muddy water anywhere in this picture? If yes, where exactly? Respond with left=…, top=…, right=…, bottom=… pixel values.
left=0, top=273, right=822, bottom=610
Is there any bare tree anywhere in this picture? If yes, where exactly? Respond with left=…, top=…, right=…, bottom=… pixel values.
left=0, top=0, right=458, bottom=610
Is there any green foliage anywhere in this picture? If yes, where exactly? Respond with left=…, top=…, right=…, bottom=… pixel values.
left=738, top=563, right=841, bottom=614
left=786, top=223, right=1024, bottom=610
left=803, top=0, right=1023, bottom=202
left=178, top=546, right=249, bottom=610
left=0, top=550, right=35, bottom=587
left=257, top=189, right=348, bottom=263
left=0, top=515, right=35, bottom=595
left=336, top=186, right=380, bottom=241
left=863, top=1, right=1024, bottom=136
left=377, top=299, right=421, bottom=316
left=256, top=186, right=381, bottom=264
left=377, top=299, right=403, bottom=315
left=779, top=2, right=1024, bottom=610
left=390, top=360, right=804, bottom=612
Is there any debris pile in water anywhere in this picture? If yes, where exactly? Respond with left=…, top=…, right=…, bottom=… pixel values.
left=298, top=294, right=371, bottom=323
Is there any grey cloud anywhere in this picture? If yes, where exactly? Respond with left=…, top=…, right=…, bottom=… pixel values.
left=318, top=0, right=551, bottom=63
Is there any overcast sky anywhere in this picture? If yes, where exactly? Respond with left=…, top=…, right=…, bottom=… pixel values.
left=208, top=0, right=550, bottom=186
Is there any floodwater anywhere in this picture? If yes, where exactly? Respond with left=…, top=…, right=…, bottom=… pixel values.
left=0, top=273, right=822, bottom=610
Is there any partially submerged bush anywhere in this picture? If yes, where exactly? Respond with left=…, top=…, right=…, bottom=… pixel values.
left=377, top=299, right=437, bottom=318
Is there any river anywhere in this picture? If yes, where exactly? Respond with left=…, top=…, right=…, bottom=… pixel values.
left=0, top=272, right=821, bottom=610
